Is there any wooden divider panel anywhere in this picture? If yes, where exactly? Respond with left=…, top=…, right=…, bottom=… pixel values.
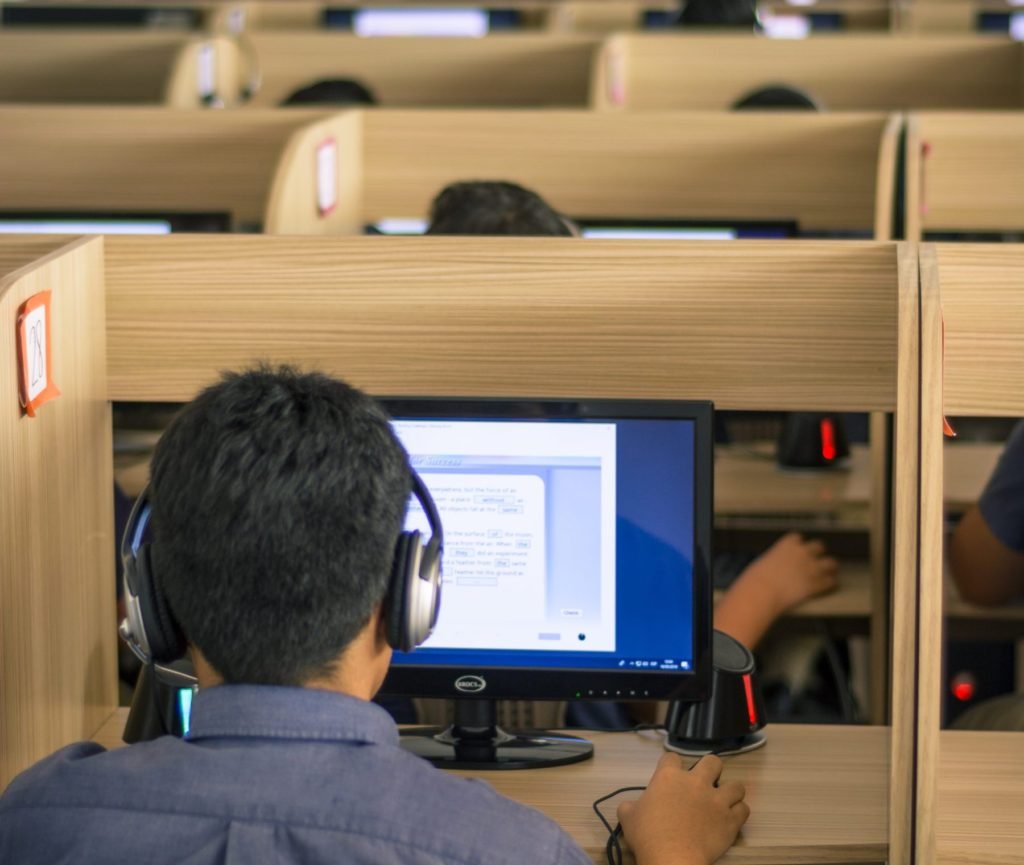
left=0, top=30, right=196, bottom=104
left=363, top=110, right=897, bottom=232
left=103, top=235, right=899, bottom=405
left=592, top=34, right=1023, bottom=110
left=265, top=111, right=364, bottom=234
left=247, top=33, right=599, bottom=107
left=910, top=113, right=1024, bottom=236
left=164, top=36, right=245, bottom=108
left=0, top=106, right=329, bottom=226
left=938, top=244, right=1024, bottom=415
left=0, top=237, right=116, bottom=790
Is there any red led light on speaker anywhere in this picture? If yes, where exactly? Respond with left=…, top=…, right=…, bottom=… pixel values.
left=951, top=673, right=976, bottom=703
left=742, top=673, right=757, bottom=726
left=820, top=419, right=837, bottom=462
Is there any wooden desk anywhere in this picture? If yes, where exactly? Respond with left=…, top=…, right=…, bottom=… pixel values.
left=938, top=730, right=1024, bottom=865
left=92, top=709, right=887, bottom=865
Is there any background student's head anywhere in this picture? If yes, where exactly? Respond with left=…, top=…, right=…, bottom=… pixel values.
left=676, top=0, right=759, bottom=28
left=280, top=78, right=377, bottom=107
left=425, top=180, right=576, bottom=237
left=149, top=365, right=411, bottom=688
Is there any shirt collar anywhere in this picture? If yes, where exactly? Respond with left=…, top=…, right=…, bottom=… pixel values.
left=186, top=684, right=400, bottom=747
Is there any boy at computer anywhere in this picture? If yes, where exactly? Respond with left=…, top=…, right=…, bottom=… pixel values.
left=0, top=366, right=748, bottom=865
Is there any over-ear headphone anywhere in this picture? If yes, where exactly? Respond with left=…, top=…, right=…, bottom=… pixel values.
left=119, top=470, right=444, bottom=665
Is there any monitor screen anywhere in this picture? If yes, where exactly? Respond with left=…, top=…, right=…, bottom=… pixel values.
left=0, top=218, right=171, bottom=236
left=0, top=211, right=230, bottom=234
left=352, top=8, right=489, bottom=36
left=578, top=219, right=796, bottom=241
left=367, top=218, right=429, bottom=235
left=380, top=398, right=713, bottom=705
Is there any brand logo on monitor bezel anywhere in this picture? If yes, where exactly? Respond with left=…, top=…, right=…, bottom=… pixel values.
left=454, top=675, right=487, bottom=693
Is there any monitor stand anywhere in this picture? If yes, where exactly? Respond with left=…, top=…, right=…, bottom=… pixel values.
left=399, top=699, right=594, bottom=770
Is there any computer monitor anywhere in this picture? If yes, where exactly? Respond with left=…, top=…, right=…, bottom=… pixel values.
left=324, top=7, right=519, bottom=35
left=578, top=219, right=797, bottom=241
left=0, top=211, right=230, bottom=235
left=978, top=11, right=1024, bottom=40
left=378, top=397, right=714, bottom=768
left=366, top=218, right=429, bottom=235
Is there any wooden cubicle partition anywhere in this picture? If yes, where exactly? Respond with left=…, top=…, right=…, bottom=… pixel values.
left=0, top=236, right=117, bottom=790
left=264, top=111, right=364, bottom=234
left=99, top=235, right=919, bottom=864
left=245, top=33, right=599, bottom=107
left=905, top=113, right=1024, bottom=240
left=917, top=244, right=1024, bottom=864
left=361, top=110, right=900, bottom=235
left=0, top=106, right=342, bottom=230
left=0, top=31, right=242, bottom=107
left=590, top=34, right=1024, bottom=110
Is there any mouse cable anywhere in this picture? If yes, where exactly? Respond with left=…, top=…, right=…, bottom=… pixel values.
left=592, top=786, right=647, bottom=865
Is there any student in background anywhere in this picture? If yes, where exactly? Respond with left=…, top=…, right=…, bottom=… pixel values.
left=425, top=180, right=838, bottom=656
left=426, top=180, right=576, bottom=236
left=950, top=421, right=1024, bottom=607
left=947, top=421, right=1024, bottom=730
left=280, top=78, right=377, bottom=107
left=0, top=367, right=749, bottom=865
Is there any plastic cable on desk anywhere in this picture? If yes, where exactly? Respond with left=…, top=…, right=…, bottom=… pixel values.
left=592, top=786, right=647, bottom=865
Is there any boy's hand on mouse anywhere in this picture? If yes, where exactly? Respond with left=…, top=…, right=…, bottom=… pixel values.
left=617, top=753, right=749, bottom=865
left=736, top=532, right=839, bottom=616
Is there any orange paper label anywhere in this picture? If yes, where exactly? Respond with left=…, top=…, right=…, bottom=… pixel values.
left=16, top=290, right=61, bottom=417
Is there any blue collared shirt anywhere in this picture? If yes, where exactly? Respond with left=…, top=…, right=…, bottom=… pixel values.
left=0, top=685, right=592, bottom=865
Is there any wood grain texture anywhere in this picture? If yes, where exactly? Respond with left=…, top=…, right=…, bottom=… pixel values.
left=938, top=731, right=1024, bottom=865
left=264, top=110, right=364, bottom=234
left=592, top=35, right=1023, bottom=111
left=0, top=106, right=328, bottom=225
left=911, top=112, right=1024, bottom=234
left=0, top=237, right=79, bottom=278
left=0, top=30, right=188, bottom=104
left=760, top=1, right=894, bottom=31
left=163, top=36, right=245, bottom=109
left=915, top=243, right=944, bottom=865
left=935, top=244, right=1024, bottom=415
left=0, top=237, right=117, bottom=791
left=246, top=33, right=599, bottom=107
left=363, top=110, right=896, bottom=232
left=103, top=236, right=900, bottom=407
left=887, top=241, right=921, bottom=865
left=90, top=711, right=888, bottom=865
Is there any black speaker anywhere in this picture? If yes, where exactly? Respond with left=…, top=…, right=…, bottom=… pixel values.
left=777, top=412, right=849, bottom=469
left=665, top=630, right=767, bottom=756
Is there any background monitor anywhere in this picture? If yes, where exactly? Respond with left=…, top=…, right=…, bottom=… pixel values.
left=0, top=211, right=230, bottom=235
left=578, top=219, right=797, bottom=241
left=367, top=218, right=429, bottom=235
left=379, top=397, right=714, bottom=768
left=324, top=7, right=519, bottom=35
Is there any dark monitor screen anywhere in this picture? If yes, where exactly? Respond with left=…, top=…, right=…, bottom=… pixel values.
left=978, top=11, right=1024, bottom=38
left=578, top=219, right=797, bottom=241
left=380, top=398, right=713, bottom=705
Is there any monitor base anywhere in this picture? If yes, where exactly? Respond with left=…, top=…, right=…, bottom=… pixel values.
left=400, top=724, right=594, bottom=770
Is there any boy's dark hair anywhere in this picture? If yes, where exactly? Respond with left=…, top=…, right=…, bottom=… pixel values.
left=281, top=78, right=377, bottom=106
left=732, top=85, right=821, bottom=112
left=426, top=181, right=574, bottom=237
left=677, top=0, right=758, bottom=27
left=149, top=366, right=411, bottom=686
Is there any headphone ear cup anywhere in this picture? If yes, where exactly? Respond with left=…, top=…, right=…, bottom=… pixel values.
left=135, top=545, right=187, bottom=664
left=386, top=531, right=416, bottom=651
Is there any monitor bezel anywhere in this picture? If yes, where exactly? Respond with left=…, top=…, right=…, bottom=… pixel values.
left=377, top=396, right=714, bottom=704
